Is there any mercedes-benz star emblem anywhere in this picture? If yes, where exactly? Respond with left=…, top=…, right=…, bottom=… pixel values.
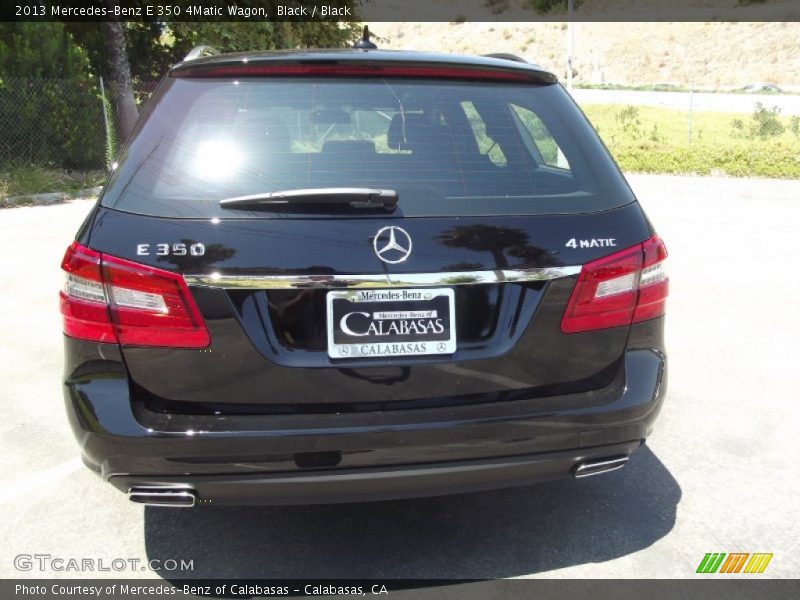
left=373, top=226, right=413, bottom=264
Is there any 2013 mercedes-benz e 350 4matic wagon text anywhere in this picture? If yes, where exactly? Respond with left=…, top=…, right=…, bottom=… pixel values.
left=61, top=42, right=667, bottom=507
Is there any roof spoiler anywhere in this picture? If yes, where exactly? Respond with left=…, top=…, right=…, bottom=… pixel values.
left=483, top=53, right=528, bottom=64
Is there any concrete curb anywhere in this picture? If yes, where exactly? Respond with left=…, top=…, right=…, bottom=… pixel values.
left=1, top=186, right=103, bottom=208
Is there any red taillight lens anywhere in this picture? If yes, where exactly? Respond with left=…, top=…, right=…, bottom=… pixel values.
left=633, top=236, right=669, bottom=323
left=173, top=64, right=536, bottom=82
left=102, top=254, right=210, bottom=348
left=60, top=242, right=116, bottom=343
left=560, top=245, right=643, bottom=333
left=60, top=243, right=210, bottom=348
left=561, top=235, right=668, bottom=334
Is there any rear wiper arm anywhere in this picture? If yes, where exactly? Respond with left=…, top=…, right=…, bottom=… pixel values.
left=219, top=188, right=398, bottom=210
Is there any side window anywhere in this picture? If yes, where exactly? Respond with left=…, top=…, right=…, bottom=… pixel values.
left=460, top=100, right=507, bottom=166
left=510, top=104, right=570, bottom=170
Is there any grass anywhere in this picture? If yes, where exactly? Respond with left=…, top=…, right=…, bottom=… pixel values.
left=575, top=83, right=794, bottom=95
left=582, top=104, right=800, bottom=178
left=0, top=166, right=105, bottom=199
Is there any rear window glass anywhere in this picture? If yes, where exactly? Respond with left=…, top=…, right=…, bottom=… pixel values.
left=101, top=77, right=634, bottom=218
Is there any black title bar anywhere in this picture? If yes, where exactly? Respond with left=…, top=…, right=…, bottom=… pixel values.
left=2, top=0, right=800, bottom=22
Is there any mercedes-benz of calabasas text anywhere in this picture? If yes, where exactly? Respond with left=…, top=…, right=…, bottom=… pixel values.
left=60, top=42, right=668, bottom=507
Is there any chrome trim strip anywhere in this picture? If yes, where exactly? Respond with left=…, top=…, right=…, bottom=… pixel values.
left=184, top=266, right=580, bottom=290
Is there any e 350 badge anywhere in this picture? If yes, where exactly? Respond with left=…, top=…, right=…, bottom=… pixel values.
left=136, top=243, right=206, bottom=257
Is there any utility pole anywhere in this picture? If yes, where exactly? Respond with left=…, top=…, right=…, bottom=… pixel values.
left=566, top=0, right=574, bottom=92
left=688, top=81, right=694, bottom=144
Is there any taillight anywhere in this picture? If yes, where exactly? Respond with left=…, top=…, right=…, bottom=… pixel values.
left=60, top=243, right=116, bottom=344
left=60, top=242, right=210, bottom=348
left=561, top=235, right=668, bottom=334
left=633, top=236, right=669, bottom=323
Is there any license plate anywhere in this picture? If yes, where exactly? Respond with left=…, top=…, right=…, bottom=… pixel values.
left=326, top=288, right=456, bottom=359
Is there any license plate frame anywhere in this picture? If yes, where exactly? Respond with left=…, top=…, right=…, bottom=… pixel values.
left=326, top=287, right=456, bottom=359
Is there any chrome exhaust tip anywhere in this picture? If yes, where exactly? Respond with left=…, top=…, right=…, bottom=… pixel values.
left=128, top=486, right=196, bottom=507
left=573, top=456, right=629, bottom=479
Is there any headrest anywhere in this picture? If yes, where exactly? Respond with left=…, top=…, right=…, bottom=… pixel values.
left=387, top=113, right=427, bottom=150
left=321, top=140, right=376, bottom=155
left=387, top=114, right=456, bottom=157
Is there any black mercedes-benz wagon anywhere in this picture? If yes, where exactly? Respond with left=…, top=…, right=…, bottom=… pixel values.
left=61, top=44, right=668, bottom=507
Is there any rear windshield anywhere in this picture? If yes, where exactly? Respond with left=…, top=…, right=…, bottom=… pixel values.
left=101, top=76, right=634, bottom=218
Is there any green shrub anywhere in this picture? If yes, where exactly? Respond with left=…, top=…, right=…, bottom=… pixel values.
left=649, top=124, right=661, bottom=142
left=730, top=118, right=745, bottom=138
left=616, top=105, right=643, bottom=138
left=484, top=0, right=510, bottom=15
left=749, top=103, right=785, bottom=140
left=526, top=0, right=582, bottom=12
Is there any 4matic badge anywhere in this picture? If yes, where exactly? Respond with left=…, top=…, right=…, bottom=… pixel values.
left=565, top=237, right=617, bottom=249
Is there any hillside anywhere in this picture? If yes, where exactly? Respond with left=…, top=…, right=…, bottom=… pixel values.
left=376, top=21, right=800, bottom=90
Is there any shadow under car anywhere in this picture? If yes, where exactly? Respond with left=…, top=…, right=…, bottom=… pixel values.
left=144, top=444, right=679, bottom=579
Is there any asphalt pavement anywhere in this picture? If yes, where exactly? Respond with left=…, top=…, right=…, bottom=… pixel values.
left=0, top=174, right=798, bottom=579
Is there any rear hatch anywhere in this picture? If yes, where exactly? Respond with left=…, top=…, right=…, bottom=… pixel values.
left=86, top=56, right=656, bottom=413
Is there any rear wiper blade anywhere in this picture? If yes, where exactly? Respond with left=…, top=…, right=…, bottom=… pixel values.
left=219, top=188, right=398, bottom=210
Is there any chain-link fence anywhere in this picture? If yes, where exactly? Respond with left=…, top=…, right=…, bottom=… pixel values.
left=0, top=77, right=158, bottom=171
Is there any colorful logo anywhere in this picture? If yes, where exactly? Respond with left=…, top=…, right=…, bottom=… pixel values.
left=696, top=553, right=773, bottom=574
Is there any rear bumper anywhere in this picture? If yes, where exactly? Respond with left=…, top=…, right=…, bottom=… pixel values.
left=64, top=342, right=666, bottom=505
left=111, top=442, right=640, bottom=506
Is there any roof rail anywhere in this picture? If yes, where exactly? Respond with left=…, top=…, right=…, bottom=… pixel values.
left=183, top=45, right=221, bottom=62
left=483, top=53, right=528, bottom=64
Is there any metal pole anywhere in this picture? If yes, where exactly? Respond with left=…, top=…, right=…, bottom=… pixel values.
left=687, top=82, right=694, bottom=144
left=567, top=0, right=574, bottom=92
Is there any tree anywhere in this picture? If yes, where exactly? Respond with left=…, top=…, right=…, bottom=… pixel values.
left=168, top=22, right=361, bottom=56
left=0, top=22, right=89, bottom=78
left=65, top=20, right=155, bottom=143
left=73, top=12, right=361, bottom=141
left=1, top=8, right=362, bottom=167
left=66, top=22, right=174, bottom=84
left=103, top=15, right=139, bottom=142
left=0, top=23, right=106, bottom=168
